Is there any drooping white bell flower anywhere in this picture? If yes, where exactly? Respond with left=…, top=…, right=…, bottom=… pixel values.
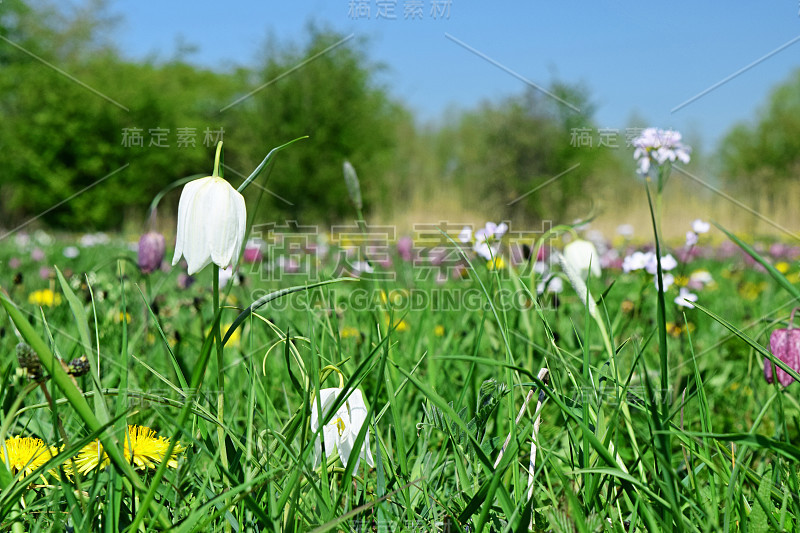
left=563, top=239, right=601, bottom=278
left=172, top=176, right=246, bottom=275
left=310, top=387, right=374, bottom=470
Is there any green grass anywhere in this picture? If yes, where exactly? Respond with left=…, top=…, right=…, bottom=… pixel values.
left=0, top=223, right=799, bottom=532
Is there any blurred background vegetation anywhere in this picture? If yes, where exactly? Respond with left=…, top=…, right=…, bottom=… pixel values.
left=1, top=0, right=799, bottom=238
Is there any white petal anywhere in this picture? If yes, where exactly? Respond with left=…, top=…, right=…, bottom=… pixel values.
left=172, top=176, right=247, bottom=275
left=338, top=432, right=355, bottom=469
left=346, top=390, right=374, bottom=468
left=312, top=435, right=323, bottom=468
left=322, top=425, right=338, bottom=462
left=172, top=178, right=204, bottom=266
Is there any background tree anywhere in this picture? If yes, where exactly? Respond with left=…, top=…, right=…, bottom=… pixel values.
left=224, top=27, right=407, bottom=225
left=719, top=68, right=800, bottom=217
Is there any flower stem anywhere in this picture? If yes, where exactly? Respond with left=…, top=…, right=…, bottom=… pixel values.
left=212, top=265, right=230, bottom=479
left=213, top=141, right=224, bottom=178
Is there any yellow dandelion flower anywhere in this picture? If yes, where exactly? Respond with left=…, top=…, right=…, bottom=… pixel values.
left=206, top=323, right=240, bottom=346
left=2, top=436, right=59, bottom=481
left=738, top=281, right=768, bottom=301
left=665, top=322, right=696, bottom=338
left=434, top=324, right=445, bottom=337
left=27, top=289, right=61, bottom=307
left=673, top=275, right=689, bottom=287
left=340, top=326, right=361, bottom=339
left=487, top=257, right=506, bottom=270
left=385, top=315, right=409, bottom=332
left=73, top=425, right=184, bottom=474
left=776, top=262, right=790, bottom=274
left=115, top=311, right=132, bottom=324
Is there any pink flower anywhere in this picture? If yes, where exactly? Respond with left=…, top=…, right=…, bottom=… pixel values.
left=397, top=237, right=414, bottom=262
left=243, top=247, right=262, bottom=263
left=766, top=308, right=800, bottom=387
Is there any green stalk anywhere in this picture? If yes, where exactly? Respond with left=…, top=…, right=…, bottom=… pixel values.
left=213, top=264, right=231, bottom=499
left=213, top=141, right=223, bottom=177
left=212, top=143, right=232, bottom=524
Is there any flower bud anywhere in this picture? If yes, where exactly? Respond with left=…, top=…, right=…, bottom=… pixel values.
left=343, top=160, right=363, bottom=211
left=138, top=232, right=166, bottom=274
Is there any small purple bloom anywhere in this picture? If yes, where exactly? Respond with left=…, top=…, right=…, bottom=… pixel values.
left=770, top=242, right=788, bottom=259
left=767, top=308, right=800, bottom=387
left=138, top=232, right=166, bottom=274
left=177, top=272, right=195, bottom=290
left=31, top=248, right=45, bottom=262
left=397, top=237, right=414, bottom=262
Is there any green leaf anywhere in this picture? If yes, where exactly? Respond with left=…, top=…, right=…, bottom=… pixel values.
left=54, top=265, right=110, bottom=423
left=749, top=467, right=774, bottom=533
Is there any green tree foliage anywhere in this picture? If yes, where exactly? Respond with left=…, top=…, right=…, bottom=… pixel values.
left=0, top=5, right=399, bottom=230
left=223, top=27, right=407, bottom=224
left=0, top=1, right=241, bottom=229
left=431, top=83, right=614, bottom=224
left=719, top=68, right=800, bottom=211
left=0, top=2, right=617, bottom=232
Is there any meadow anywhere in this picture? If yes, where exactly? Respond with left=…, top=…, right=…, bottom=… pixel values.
left=2, top=137, right=800, bottom=533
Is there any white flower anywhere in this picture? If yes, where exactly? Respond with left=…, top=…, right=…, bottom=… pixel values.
left=63, top=246, right=80, bottom=259
left=645, top=253, right=677, bottom=275
left=172, top=176, right=246, bottom=275
left=654, top=273, right=675, bottom=292
left=536, top=275, right=563, bottom=295
left=80, top=233, right=109, bottom=247
left=685, top=231, right=698, bottom=247
left=688, top=269, right=714, bottom=290
left=351, top=261, right=374, bottom=275
left=469, top=221, right=507, bottom=260
left=616, top=224, right=634, bottom=239
left=632, top=128, right=691, bottom=175
left=692, top=219, right=710, bottom=234
left=623, top=251, right=652, bottom=273
left=533, top=261, right=548, bottom=275
left=689, top=270, right=713, bottom=285
left=458, top=226, right=472, bottom=244
left=310, top=388, right=374, bottom=470
left=563, top=239, right=601, bottom=278
left=473, top=241, right=499, bottom=261
left=558, top=252, right=598, bottom=319
left=489, top=222, right=508, bottom=239
left=674, top=288, right=698, bottom=309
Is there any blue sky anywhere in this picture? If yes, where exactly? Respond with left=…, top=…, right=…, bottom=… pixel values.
left=100, top=1, right=800, bottom=151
